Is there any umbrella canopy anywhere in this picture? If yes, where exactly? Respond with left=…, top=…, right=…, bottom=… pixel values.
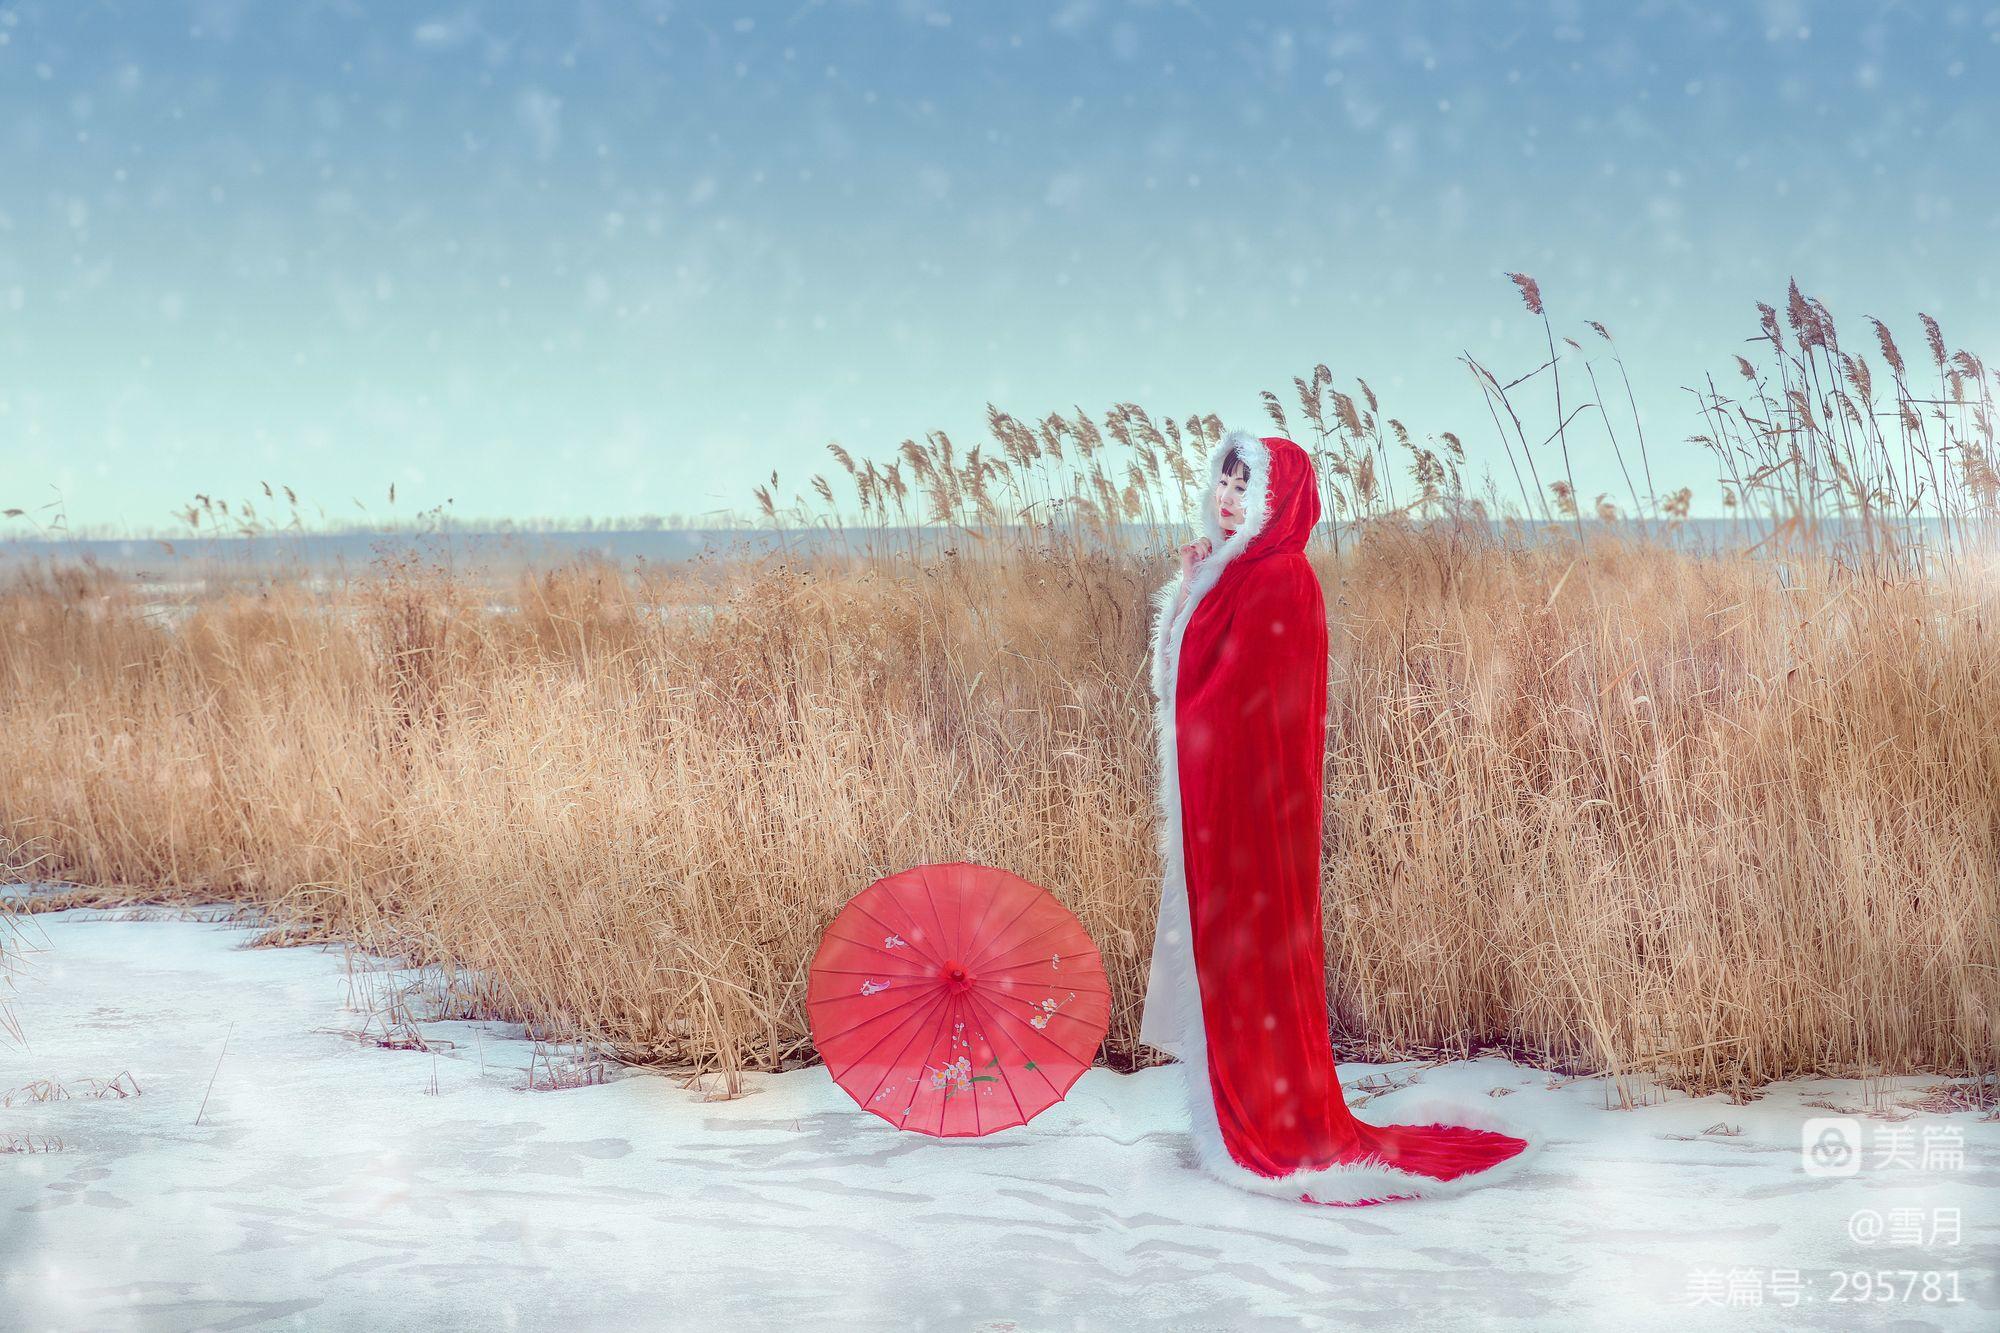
left=808, top=861, right=1109, bottom=1136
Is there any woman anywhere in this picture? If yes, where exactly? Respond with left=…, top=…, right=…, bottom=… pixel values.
left=1138, top=428, right=1536, bottom=1206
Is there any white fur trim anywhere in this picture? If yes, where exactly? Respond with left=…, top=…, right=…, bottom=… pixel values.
left=1136, top=428, right=1541, bottom=1204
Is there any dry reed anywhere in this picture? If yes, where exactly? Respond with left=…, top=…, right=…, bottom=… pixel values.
left=3, top=277, right=1996, bottom=1101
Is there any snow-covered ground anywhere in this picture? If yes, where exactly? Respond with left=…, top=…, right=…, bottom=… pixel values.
left=0, top=907, right=1992, bottom=1332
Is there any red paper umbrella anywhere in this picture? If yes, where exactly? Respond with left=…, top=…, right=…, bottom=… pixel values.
left=807, top=861, right=1110, bottom=1136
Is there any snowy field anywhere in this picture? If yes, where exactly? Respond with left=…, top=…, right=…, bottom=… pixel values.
left=1, top=907, right=1993, bottom=1332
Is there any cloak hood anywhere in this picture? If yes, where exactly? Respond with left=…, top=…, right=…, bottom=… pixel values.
left=1147, top=430, right=1319, bottom=705
left=1204, top=429, right=1319, bottom=562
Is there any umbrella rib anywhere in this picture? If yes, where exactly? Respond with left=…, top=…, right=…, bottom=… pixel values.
left=954, top=870, right=1012, bottom=973
left=949, top=867, right=965, bottom=966
left=900, top=986, right=959, bottom=1134
left=931, top=991, right=972, bottom=1135
left=948, top=874, right=985, bottom=1130
left=817, top=927, right=944, bottom=973
left=853, top=985, right=953, bottom=1113
left=960, top=992, right=987, bottom=1139
left=810, top=966, right=937, bottom=980
left=1011, top=1007, right=1104, bottom=1052
left=976, top=977, right=1112, bottom=998
left=912, top=865, right=958, bottom=964
left=976, top=955, right=1106, bottom=981
left=812, top=981, right=945, bottom=1049
left=960, top=892, right=1044, bottom=975
left=980, top=990, right=1106, bottom=1034
left=961, top=985, right=1066, bottom=1106
left=966, top=912, right=1081, bottom=976
left=846, top=898, right=945, bottom=970
left=957, top=987, right=1034, bottom=1125
left=974, top=935, right=1104, bottom=976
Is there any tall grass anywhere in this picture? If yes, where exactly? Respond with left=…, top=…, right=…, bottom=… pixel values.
left=3, top=277, right=1996, bottom=1098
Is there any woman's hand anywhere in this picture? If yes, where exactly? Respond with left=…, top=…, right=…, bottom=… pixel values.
left=1178, top=536, right=1213, bottom=574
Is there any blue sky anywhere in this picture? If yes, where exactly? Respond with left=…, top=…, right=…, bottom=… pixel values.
left=2, top=1, right=1996, bottom=534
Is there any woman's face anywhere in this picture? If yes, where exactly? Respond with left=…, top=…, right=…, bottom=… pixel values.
left=1214, top=464, right=1250, bottom=531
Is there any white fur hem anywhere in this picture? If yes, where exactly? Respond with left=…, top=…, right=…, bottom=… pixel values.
left=1182, top=1079, right=1544, bottom=1205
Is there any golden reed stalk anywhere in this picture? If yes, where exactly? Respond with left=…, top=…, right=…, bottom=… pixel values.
left=3, top=279, right=1996, bottom=1100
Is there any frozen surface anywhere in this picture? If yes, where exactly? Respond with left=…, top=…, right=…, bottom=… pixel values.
left=0, top=908, right=1994, bottom=1331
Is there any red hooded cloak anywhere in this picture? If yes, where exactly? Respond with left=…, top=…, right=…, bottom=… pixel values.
left=1139, top=429, right=1536, bottom=1206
